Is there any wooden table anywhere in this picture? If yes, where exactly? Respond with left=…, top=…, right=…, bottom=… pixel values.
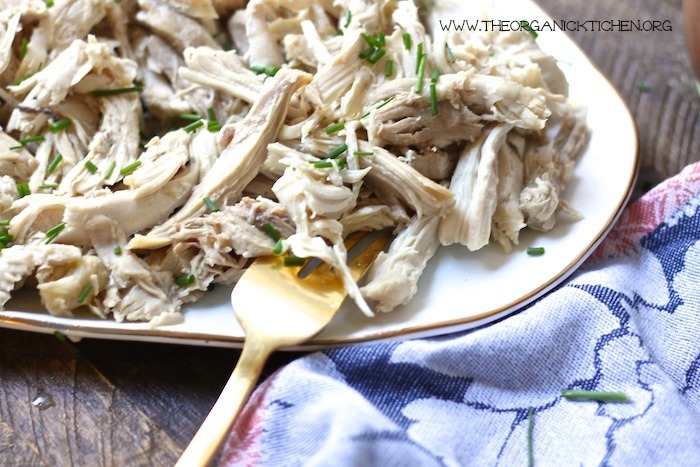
left=1, top=0, right=697, bottom=464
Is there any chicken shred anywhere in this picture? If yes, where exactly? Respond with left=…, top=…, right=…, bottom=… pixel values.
left=0, top=0, right=588, bottom=324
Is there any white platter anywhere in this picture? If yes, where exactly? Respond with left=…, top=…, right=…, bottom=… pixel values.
left=0, top=0, right=638, bottom=349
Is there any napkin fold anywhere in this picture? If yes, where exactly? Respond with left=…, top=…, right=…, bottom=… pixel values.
left=220, top=163, right=700, bottom=466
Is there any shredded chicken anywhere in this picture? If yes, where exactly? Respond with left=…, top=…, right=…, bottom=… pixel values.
left=0, top=0, right=588, bottom=324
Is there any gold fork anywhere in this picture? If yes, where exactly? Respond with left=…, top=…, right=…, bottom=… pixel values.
left=175, top=231, right=390, bottom=466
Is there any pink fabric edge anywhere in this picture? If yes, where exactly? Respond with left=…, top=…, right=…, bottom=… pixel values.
left=588, top=162, right=700, bottom=262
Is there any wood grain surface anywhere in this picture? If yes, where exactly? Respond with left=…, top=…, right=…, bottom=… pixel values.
left=1, top=0, right=698, bottom=465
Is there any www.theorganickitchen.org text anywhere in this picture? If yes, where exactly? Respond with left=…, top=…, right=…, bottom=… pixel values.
left=438, top=19, right=673, bottom=33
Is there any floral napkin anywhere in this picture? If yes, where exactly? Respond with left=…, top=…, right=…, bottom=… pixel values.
left=219, top=163, right=700, bottom=466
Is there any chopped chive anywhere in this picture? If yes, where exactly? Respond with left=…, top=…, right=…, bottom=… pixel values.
left=114, top=246, right=122, bottom=255
left=378, top=32, right=385, bottom=47
left=53, top=331, right=67, bottom=342
left=637, top=80, right=651, bottom=92
left=284, top=256, right=306, bottom=267
left=312, top=160, right=334, bottom=168
left=527, top=408, right=534, bottom=467
left=361, top=33, right=382, bottom=48
left=203, top=197, right=220, bottom=212
left=359, top=46, right=375, bottom=59
left=445, top=42, right=455, bottom=63
left=431, top=68, right=440, bottom=83
left=38, top=183, right=59, bottom=190
left=77, top=284, right=92, bottom=303
left=353, top=150, right=374, bottom=156
left=13, top=73, right=33, bottom=86
left=0, top=220, right=9, bottom=226
left=336, top=28, right=344, bottom=36
left=16, top=183, right=30, bottom=198
left=560, top=390, right=630, bottom=402
left=47, top=153, right=63, bottom=174
left=48, top=118, right=72, bottom=133
left=250, top=65, right=280, bottom=77
left=527, top=246, right=545, bottom=256
left=403, top=33, right=412, bottom=50
left=430, top=83, right=438, bottom=116
left=175, top=274, right=196, bottom=287
left=344, top=10, right=351, bottom=28
left=385, top=59, right=394, bottom=77
left=89, top=85, right=143, bottom=97
left=45, top=0, right=54, bottom=7
left=183, top=119, right=204, bottom=133
left=84, top=160, right=98, bottom=174
left=416, top=42, right=423, bottom=73
left=327, top=143, right=348, bottom=159
left=325, top=122, right=345, bottom=135
left=44, top=222, right=66, bottom=244
left=415, top=54, right=426, bottom=93
left=20, top=38, right=28, bottom=60
left=272, top=238, right=284, bottom=255
left=9, top=145, right=23, bottom=150
left=103, top=160, right=116, bottom=179
left=376, top=96, right=395, bottom=109
left=19, top=135, right=45, bottom=145
left=0, top=231, right=13, bottom=243
left=207, top=108, right=221, bottom=132
left=521, top=20, right=538, bottom=39
left=262, top=222, right=281, bottom=242
left=179, top=112, right=201, bottom=121
left=119, top=161, right=141, bottom=175
left=367, top=48, right=386, bottom=64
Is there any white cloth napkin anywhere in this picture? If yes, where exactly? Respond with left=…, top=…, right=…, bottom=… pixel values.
left=220, top=162, right=700, bottom=466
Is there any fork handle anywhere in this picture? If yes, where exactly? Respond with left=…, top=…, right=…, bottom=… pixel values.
left=176, top=339, right=275, bottom=467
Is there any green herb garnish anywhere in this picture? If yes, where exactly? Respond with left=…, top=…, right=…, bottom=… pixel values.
left=403, top=33, right=412, bottom=50
left=114, top=246, right=122, bottom=255
left=416, top=42, right=423, bottom=73
left=203, top=197, right=220, bottom=212
left=353, top=151, right=374, bottom=156
left=207, top=108, right=221, bottom=132
left=89, top=85, right=143, bottom=97
left=262, top=222, right=281, bottom=242
left=367, top=48, right=386, bottom=64
left=77, top=284, right=92, bottom=303
left=445, top=42, right=455, bottom=63
left=527, top=407, right=534, bottom=467
left=637, top=80, right=651, bottom=92
left=175, top=274, right=196, bottom=287
left=103, top=161, right=116, bottom=179
left=527, top=246, right=545, bottom=256
left=415, top=54, right=426, bottom=93
left=84, top=161, right=98, bottom=174
left=284, top=256, right=306, bottom=267
left=521, top=20, right=538, bottom=39
left=325, top=122, right=345, bottom=135
left=20, top=38, right=29, bottom=60
left=0, top=220, right=9, bottom=226
left=344, top=10, right=352, bottom=28
left=53, top=331, right=67, bottom=342
left=385, top=59, right=394, bottom=77
left=430, top=83, right=438, bottom=116
left=179, top=112, right=201, bottom=121
left=183, top=119, right=204, bottom=133
left=38, top=183, right=59, bottom=190
left=376, top=96, right=395, bottom=109
left=251, top=65, right=280, bottom=77
left=47, top=153, right=63, bottom=174
left=272, top=238, right=284, bottom=255
left=119, top=161, right=141, bottom=175
left=16, top=183, right=30, bottom=198
left=48, top=118, right=72, bottom=133
left=327, top=143, right=348, bottom=159
left=560, top=390, right=630, bottom=402
left=45, top=222, right=66, bottom=244
left=19, top=135, right=45, bottom=145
